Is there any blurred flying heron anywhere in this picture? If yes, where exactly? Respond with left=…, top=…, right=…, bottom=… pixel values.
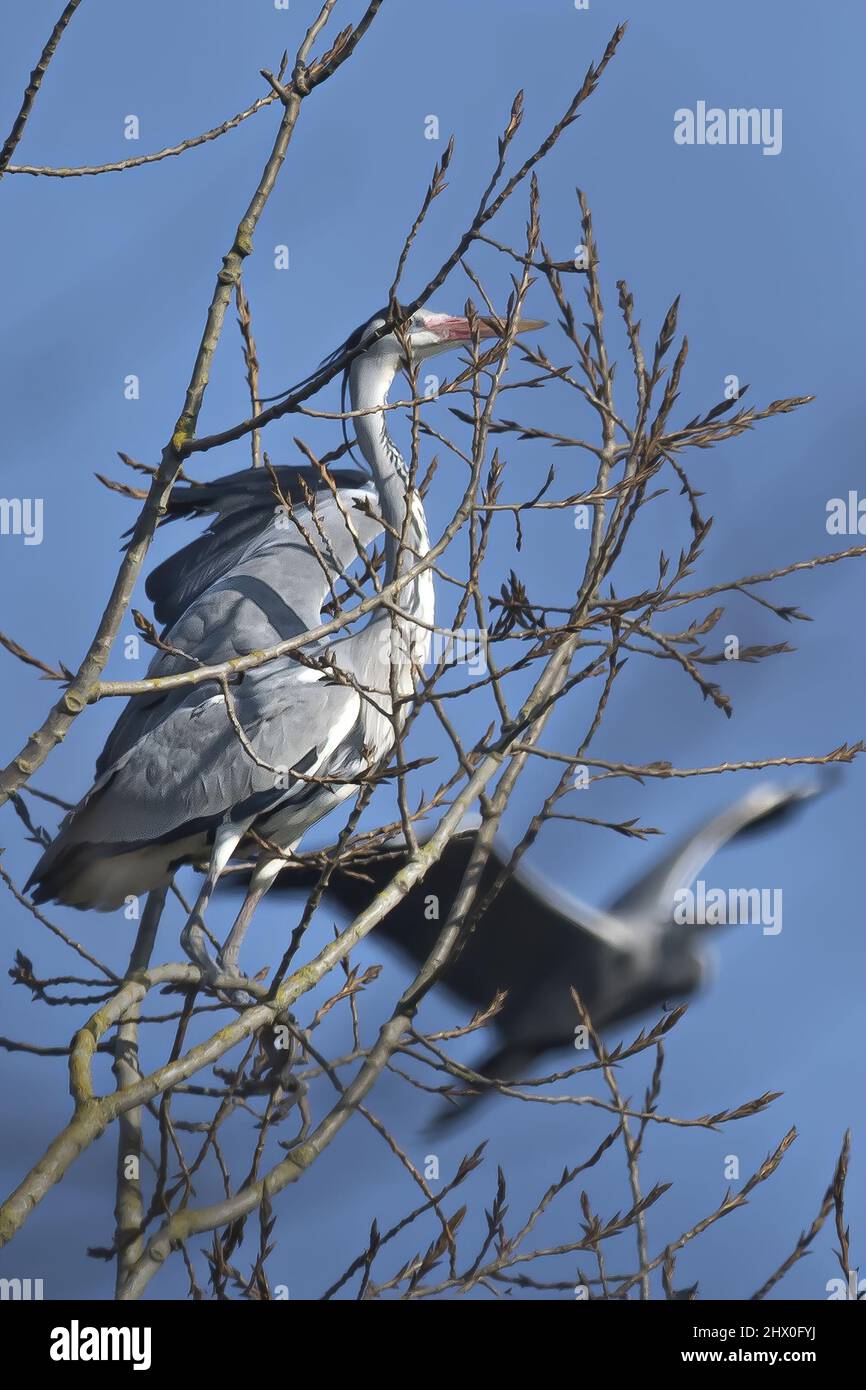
left=230, top=780, right=820, bottom=1123
left=27, top=307, right=544, bottom=984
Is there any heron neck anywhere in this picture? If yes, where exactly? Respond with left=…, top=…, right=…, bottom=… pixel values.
left=348, top=353, right=434, bottom=690
left=349, top=356, right=428, bottom=580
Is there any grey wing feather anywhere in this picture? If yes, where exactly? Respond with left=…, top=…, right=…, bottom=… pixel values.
left=79, top=672, right=359, bottom=848
left=145, top=465, right=376, bottom=627
left=29, top=465, right=380, bottom=905
left=99, top=476, right=382, bottom=778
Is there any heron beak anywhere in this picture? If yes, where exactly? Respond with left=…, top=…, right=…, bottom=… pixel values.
left=481, top=315, right=548, bottom=338
left=430, top=314, right=547, bottom=344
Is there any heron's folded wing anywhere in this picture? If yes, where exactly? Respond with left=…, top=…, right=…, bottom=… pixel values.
left=63, top=672, right=360, bottom=851
left=98, top=483, right=382, bottom=777
left=146, top=465, right=379, bottom=628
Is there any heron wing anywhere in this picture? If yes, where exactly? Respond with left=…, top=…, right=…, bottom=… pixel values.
left=261, top=832, right=620, bottom=1013
left=606, top=782, right=820, bottom=923
left=55, top=670, right=361, bottom=852
left=145, top=464, right=379, bottom=627
left=98, top=470, right=382, bottom=777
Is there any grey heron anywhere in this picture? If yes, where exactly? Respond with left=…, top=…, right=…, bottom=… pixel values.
left=27, top=307, right=543, bottom=985
left=231, top=780, right=820, bottom=1123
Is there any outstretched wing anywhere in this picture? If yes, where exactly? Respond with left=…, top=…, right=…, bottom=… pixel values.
left=607, top=782, right=821, bottom=924
left=239, top=827, right=625, bottom=1016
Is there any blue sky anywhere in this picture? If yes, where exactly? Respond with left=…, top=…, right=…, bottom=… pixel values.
left=1, top=0, right=864, bottom=1300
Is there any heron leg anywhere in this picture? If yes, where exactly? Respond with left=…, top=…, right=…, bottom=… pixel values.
left=218, top=854, right=285, bottom=977
left=180, top=825, right=244, bottom=983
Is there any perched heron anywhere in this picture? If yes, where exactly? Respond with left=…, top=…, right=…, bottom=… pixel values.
left=27, top=307, right=543, bottom=983
left=231, top=781, right=819, bottom=1123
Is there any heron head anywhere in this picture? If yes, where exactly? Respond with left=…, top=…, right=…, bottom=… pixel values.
left=353, top=306, right=546, bottom=365
left=402, top=307, right=547, bottom=361
left=326, top=306, right=545, bottom=465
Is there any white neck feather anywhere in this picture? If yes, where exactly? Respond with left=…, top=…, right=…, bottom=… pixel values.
left=348, top=353, right=434, bottom=674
